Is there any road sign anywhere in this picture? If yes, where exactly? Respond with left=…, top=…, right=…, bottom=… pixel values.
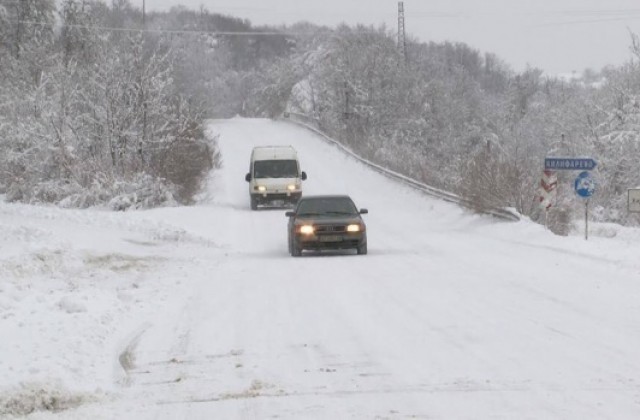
left=545, top=158, right=597, bottom=170
left=629, top=189, right=640, bottom=213
left=574, top=171, right=596, bottom=198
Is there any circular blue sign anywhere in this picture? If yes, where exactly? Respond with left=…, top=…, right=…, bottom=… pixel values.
left=574, top=171, right=595, bottom=198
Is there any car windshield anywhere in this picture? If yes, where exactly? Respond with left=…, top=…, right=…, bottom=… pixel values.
left=296, top=197, right=358, bottom=216
left=253, top=160, right=298, bottom=178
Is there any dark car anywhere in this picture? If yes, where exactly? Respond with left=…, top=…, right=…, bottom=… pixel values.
left=285, top=195, right=368, bottom=256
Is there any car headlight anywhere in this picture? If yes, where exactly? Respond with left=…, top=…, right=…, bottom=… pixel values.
left=299, top=225, right=314, bottom=235
left=257, top=185, right=267, bottom=192
left=347, top=224, right=362, bottom=232
left=287, top=184, right=297, bottom=191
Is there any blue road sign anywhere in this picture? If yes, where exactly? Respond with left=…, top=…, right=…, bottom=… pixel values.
left=545, top=158, right=597, bottom=170
left=574, top=171, right=596, bottom=198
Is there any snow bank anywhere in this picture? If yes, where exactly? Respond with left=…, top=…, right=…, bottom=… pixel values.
left=0, top=383, right=96, bottom=417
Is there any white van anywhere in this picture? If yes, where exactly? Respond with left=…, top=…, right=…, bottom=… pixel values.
left=245, top=146, right=307, bottom=210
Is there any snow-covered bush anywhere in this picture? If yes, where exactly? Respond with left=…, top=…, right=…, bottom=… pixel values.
left=108, top=174, right=177, bottom=211
left=149, top=127, right=220, bottom=205
left=31, top=180, right=85, bottom=205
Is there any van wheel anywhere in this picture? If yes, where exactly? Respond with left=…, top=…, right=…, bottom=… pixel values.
left=357, top=242, right=367, bottom=255
left=250, top=196, right=258, bottom=210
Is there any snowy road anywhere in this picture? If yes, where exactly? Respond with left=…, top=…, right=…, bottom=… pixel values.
left=2, top=118, right=640, bottom=419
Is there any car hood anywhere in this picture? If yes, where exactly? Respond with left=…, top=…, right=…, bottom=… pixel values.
left=294, top=215, right=363, bottom=225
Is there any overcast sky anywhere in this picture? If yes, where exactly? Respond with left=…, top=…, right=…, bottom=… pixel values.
left=142, top=0, right=640, bottom=75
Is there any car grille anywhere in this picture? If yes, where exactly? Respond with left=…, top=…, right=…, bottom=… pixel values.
left=315, top=225, right=347, bottom=233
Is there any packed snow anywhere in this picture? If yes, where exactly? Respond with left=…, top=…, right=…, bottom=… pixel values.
left=1, top=118, right=640, bottom=419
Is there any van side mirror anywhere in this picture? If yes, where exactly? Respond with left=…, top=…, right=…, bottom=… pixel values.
left=359, top=209, right=368, bottom=214
left=301, top=171, right=307, bottom=181
left=285, top=211, right=295, bottom=217
left=245, top=173, right=251, bottom=182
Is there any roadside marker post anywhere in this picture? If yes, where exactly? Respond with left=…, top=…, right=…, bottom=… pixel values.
left=536, top=169, right=557, bottom=230
left=629, top=189, right=640, bottom=213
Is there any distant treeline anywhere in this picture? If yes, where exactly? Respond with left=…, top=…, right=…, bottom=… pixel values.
left=1, top=1, right=639, bottom=229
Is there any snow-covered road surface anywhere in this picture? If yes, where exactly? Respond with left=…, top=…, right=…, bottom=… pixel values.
left=2, top=118, right=640, bottom=419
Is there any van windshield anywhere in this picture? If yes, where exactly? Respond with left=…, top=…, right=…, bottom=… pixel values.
left=253, top=160, right=298, bottom=178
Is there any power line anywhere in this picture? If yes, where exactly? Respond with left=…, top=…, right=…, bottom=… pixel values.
left=10, top=19, right=301, bottom=36
left=536, top=9, right=640, bottom=16
left=534, top=15, right=640, bottom=28
left=15, top=8, right=637, bottom=40
left=408, top=9, right=640, bottom=20
left=9, top=18, right=397, bottom=38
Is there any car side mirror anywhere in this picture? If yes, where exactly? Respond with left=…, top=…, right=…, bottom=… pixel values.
left=301, top=171, right=307, bottom=181
left=285, top=211, right=295, bottom=217
left=245, top=173, right=251, bottom=182
left=359, top=209, right=368, bottom=214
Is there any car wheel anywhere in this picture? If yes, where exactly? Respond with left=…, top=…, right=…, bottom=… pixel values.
left=250, top=196, right=258, bottom=210
left=357, top=242, right=367, bottom=255
left=291, top=238, right=302, bottom=257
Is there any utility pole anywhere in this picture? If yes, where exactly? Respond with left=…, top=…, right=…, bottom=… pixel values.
left=141, top=0, right=147, bottom=164
left=15, top=0, right=24, bottom=59
left=343, top=81, right=350, bottom=120
left=397, top=2, right=407, bottom=64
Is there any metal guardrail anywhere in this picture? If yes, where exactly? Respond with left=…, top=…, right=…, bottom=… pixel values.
left=282, top=111, right=520, bottom=222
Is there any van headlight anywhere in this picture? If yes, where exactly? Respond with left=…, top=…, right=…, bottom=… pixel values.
left=287, top=184, right=297, bottom=191
left=257, top=185, right=267, bottom=192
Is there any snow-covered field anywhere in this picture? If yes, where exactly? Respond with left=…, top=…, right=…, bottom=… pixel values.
left=2, top=118, right=640, bottom=419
